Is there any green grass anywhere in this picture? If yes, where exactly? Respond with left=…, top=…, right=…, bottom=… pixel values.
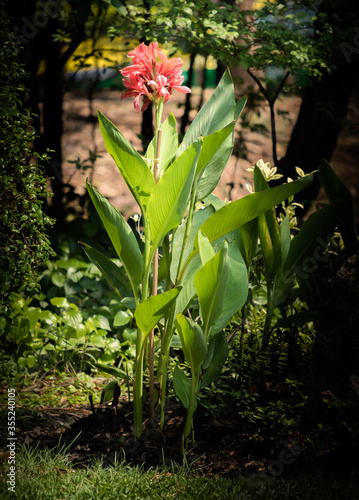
left=0, top=444, right=358, bottom=500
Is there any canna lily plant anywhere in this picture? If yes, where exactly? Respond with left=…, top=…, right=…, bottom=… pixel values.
left=82, top=42, right=313, bottom=450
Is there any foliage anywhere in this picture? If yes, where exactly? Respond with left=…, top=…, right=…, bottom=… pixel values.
left=0, top=10, right=55, bottom=306
left=0, top=232, right=134, bottom=384
left=84, top=55, right=318, bottom=449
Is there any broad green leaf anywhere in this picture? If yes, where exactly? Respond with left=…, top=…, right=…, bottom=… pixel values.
left=173, top=365, right=191, bottom=409
left=114, top=310, right=132, bottom=327
left=102, top=380, right=119, bottom=403
left=279, top=215, right=291, bottom=270
left=87, top=182, right=143, bottom=291
left=98, top=110, right=155, bottom=212
left=196, top=174, right=313, bottom=249
left=63, top=308, right=82, bottom=329
left=81, top=242, right=132, bottom=298
left=147, top=139, right=202, bottom=249
left=195, top=124, right=236, bottom=201
left=174, top=253, right=202, bottom=316
left=27, top=307, right=41, bottom=331
left=51, top=271, right=66, bottom=288
left=235, top=95, right=247, bottom=120
left=135, top=287, right=181, bottom=337
left=194, top=240, right=230, bottom=336
left=238, top=218, right=258, bottom=265
left=258, top=212, right=275, bottom=273
left=50, top=297, right=70, bottom=309
left=195, top=123, right=234, bottom=176
left=91, top=314, right=111, bottom=332
left=12, top=315, right=30, bottom=341
left=175, top=314, right=207, bottom=371
left=145, top=113, right=178, bottom=177
left=212, top=242, right=249, bottom=334
left=200, top=331, right=228, bottom=389
left=170, top=205, right=215, bottom=282
left=198, top=230, right=215, bottom=266
left=178, top=69, right=236, bottom=154
left=94, top=362, right=129, bottom=380
left=318, top=159, right=358, bottom=255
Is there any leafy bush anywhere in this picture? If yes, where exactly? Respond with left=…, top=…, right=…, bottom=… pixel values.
left=0, top=8, right=54, bottom=306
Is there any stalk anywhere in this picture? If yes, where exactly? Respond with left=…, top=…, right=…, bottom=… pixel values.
left=157, top=175, right=199, bottom=429
left=149, top=128, right=162, bottom=421
left=133, top=117, right=162, bottom=437
left=158, top=305, right=176, bottom=429
left=262, top=281, right=274, bottom=349
left=182, top=370, right=199, bottom=453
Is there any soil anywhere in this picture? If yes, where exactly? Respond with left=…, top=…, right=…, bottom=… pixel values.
left=2, top=388, right=358, bottom=481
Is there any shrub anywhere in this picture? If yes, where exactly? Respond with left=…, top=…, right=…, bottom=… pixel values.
left=0, top=8, right=55, bottom=308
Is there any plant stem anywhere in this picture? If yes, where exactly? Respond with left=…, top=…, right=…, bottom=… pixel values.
left=182, top=369, right=198, bottom=451
left=239, top=305, right=246, bottom=387
left=158, top=305, right=175, bottom=429
left=262, top=281, right=274, bottom=349
left=149, top=128, right=162, bottom=421
left=134, top=327, right=144, bottom=439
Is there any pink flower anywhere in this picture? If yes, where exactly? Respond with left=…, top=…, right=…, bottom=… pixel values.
left=120, top=42, right=191, bottom=113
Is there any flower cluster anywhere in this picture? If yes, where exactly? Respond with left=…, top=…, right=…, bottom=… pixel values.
left=120, top=42, right=191, bottom=113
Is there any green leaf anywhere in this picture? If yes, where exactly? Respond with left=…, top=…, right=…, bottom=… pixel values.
left=195, top=124, right=236, bottom=201
left=235, top=95, right=247, bottom=120
left=147, top=139, right=202, bottom=249
left=238, top=218, right=258, bottom=265
left=81, top=242, right=132, bottom=298
left=134, top=287, right=181, bottom=337
left=102, top=380, right=119, bottom=403
left=174, top=253, right=202, bottom=316
left=318, top=159, right=358, bottom=255
left=200, top=332, right=228, bottom=389
left=173, top=365, right=191, bottom=409
left=198, top=230, right=215, bottom=266
left=97, top=110, right=155, bottom=213
left=194, top=240, right=230, bottom=336
left=145, top=113, right=178, bottom=177
left=51, top=271, right=66, bottom=288
left=12, top=315, right=30, bottom=341
left=94, top=362, right=129, bottom=380
left=170, top=205, right=215, bottom=282
left=50, top=297, right=70, bottom=309
left=92, top=314, right=111, bottom=331
left=212, top=241, right=248, bottom=334
left=196, top=174, right=313, bottom=248
left=279, top=215, right=291, bottom=269
left=87, top=182, right=143, bottom=292
left=63, top=307, right=83, bottom=329
left=178, top=69, right=236, bottom=154
left=175, top=314, right=207, bottom=372
left=114, top=310, right=132, bottom=327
